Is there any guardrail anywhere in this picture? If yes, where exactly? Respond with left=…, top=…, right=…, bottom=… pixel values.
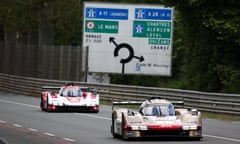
left=0, top=73, right=239, bottom=116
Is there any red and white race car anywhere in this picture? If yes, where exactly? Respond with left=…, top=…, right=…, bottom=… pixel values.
left=40, top=83, right=99, bottom=112
left=111, top=97, right=202, bottom=140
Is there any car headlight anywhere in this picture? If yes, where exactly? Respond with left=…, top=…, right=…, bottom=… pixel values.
left=131, top=125, right=139, bottom=130
left=130, top=125, right=148, bottom=130
left=139, top=125, right=148, bottom=130
left=182, top=125, right=197, bottom=130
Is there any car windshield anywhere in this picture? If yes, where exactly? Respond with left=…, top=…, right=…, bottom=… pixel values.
left=142, top=104, right=175, bottom=116
left=61, top=87, right=82, bottom=97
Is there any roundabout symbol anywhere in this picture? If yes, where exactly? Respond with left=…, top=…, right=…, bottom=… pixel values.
left=109, top=37, right=144, bottom=74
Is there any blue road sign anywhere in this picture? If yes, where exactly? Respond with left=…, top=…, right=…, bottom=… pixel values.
left=86, top=7, right=128, bottom=20
left=135, top=8, right=172, bottom=20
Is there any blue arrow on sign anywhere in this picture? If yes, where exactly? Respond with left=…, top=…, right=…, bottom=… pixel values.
left=86, top=7, right=128, bottom=20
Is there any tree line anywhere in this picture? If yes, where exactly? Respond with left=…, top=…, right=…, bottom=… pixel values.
left=0, top=0, right=239, bottom=93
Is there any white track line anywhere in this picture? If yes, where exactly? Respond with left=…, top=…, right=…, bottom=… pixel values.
left=44, top=133, right=55, bottom=137
left=0, top=99, right=38, bottom=108
left=204, top=134, right=240, bottom=143
left=13, top=124, right=22, bottom=128
left=63, top=138, right=76, bottom=142
left=0, top=117, right=77, bottom=142
left=0, top=120, right=7, bottom=123
left=28, top=128, right=38, bottom=132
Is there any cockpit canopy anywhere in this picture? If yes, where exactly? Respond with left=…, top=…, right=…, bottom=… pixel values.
left=141, top=103, right=175, bottom=116
left=60, top=87, right=82, bottom=97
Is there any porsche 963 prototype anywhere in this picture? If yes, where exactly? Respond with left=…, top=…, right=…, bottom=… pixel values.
left=111, top=97, right=202, bottom=140
left=40, top=83, right=99, bottom=112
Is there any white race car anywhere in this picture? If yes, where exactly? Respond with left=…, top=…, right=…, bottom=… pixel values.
left=111, top=97, right=202, bottom=140
left=40, top=83, right=99, bottom=112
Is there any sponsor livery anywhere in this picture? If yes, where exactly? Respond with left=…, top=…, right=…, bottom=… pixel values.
left=111, top=97, right=202, bottom=140
left=40, top=83, right=99, bottom=112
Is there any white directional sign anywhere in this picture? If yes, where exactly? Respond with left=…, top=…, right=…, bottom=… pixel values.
left=83, top=2, right=174, bottom=75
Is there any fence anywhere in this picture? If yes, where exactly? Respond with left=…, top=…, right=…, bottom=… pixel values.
left=0, top=42, right=83, bottom=81
left=0, top=73, right=239, bottom=116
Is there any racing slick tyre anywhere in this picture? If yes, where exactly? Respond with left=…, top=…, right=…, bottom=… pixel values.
left=45, top=97, right=50, bottom=112
left=40, top=98, right=45, bottom=111
left=121, top=113, right=128, bottom=140
left=111, top=113, right=118, bottom=138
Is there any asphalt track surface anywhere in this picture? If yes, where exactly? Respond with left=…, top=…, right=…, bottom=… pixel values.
left=0, top=92, right=239, bottom=144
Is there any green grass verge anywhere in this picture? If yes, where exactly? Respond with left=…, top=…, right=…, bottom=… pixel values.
left=202, top=112, right=240, bottom=122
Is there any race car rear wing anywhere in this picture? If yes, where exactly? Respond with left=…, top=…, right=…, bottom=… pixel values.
left=112, top=101, right=143, bottom=110
left=42, top=86, right=91, bottom=92
left=171, top=101, right=185, bottom=108
left=112, top=99, right=184, bottom=110
left=42, top=86, right=62, bottom=90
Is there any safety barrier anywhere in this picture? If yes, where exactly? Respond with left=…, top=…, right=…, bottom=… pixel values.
left=0, top=73, right=239, bottom=115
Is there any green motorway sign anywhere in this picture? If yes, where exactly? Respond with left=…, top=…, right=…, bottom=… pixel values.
left=133, top=21, right=171, bottom=38
left=85, top=20, right=119, bottom=33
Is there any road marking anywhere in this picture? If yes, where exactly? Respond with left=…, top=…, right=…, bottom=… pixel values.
left=0, top=99, right=38, bottom=108
left=13, top=124, right=22, bottom=127
left=204, top=134, right=240, bottom=143
left=1, top=98, right=240, bottom=143
left=232, top=121, right=240, bottom=124
left=0, top=120, right=7, bottom=123
left=63, top=138, right=76, bottom=142
left=44, top=133, right=55, bottom=137
left=28, top=128, right=38, bottom=132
